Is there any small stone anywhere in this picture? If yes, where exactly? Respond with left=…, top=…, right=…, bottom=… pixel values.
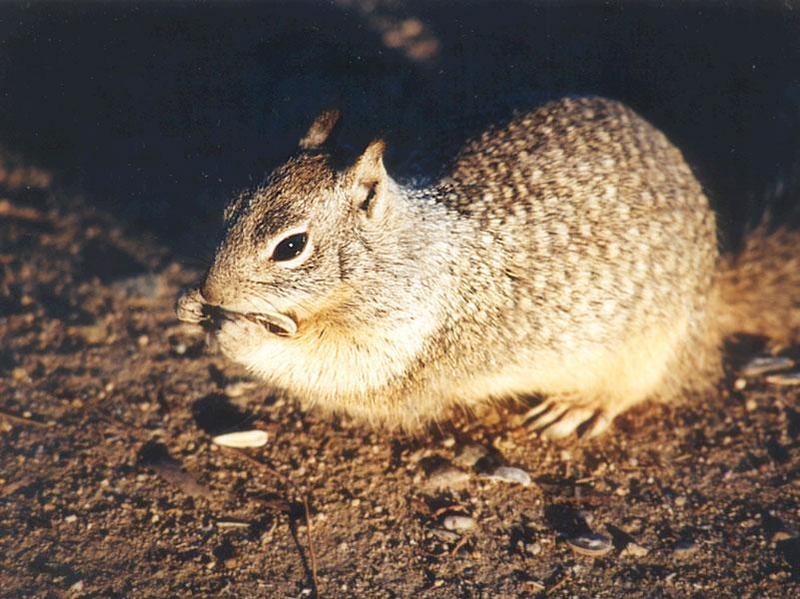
left=68, top=323, right=107, bottom=345
left=566, top=533, right=613, bottom=557
left=442, top=514, right=476, bottom=532
left=69, top=580, right=84, bottom=593
left=425, top=464, right=470, bottom=491
left=734, top=378, right=747, bottom=390
left=211, top=430, right=269, bottom=448
left=672, top=539, right=697, bottom=558
left=137, top=335, right=149, bottom=347
left=523, top=580, right=546, bottom=593
left=172, top=341, right=187, bottom=355
left=64, top=515, right=77, bottom=523
left=526, top=541, right=543, bottom=555
left=741, top=356, right=794, bottom=377
left=216, top=521, right=251, bottom=529
left=674, top=496, right=687, bottom=507
left=484, top=466, right=532, bottom=486
left=454, top=443, right=489, bottom=468
left=621, top=542, right=649, bottom=558
left=224, top=380, right=259, bottom=398
left=772, top=530, right=795, bottom=543
left=766, top=371, right=800, bottom=386
left=745, top=398, right=758, bottom=412
left=430, top=529, right=460, bottom=543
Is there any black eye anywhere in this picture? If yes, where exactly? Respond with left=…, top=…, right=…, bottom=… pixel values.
left=272, top=232, right=308, bottom=262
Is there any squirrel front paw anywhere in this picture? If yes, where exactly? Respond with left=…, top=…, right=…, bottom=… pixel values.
left=175, top=287, right=206, bottom=324
left=211, top=313, right=266, bottom=360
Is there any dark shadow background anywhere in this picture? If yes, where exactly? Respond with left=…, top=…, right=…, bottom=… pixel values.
left=0, top=1, right=798, bottom=260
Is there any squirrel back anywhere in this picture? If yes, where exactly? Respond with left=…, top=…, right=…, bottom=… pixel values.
left=177, top=97, right=800, bottom=435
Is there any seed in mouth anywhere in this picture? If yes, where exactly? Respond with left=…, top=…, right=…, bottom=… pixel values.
left=247, top=312, right=297, bottom=337
left=203, top=305, right=297, bottom=337
left=249, top=311, right=297, bottom=337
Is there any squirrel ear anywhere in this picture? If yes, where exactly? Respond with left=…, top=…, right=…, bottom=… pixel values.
left=349, top=139, right=388, bottom=219
left=298, top=109, right=342, bottom=150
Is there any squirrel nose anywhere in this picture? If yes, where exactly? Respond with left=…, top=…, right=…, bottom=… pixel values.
left=200, top=271, right=225, bottom=306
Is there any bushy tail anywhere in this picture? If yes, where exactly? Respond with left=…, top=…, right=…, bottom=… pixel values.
left=716, top=224, right=800, bottom=345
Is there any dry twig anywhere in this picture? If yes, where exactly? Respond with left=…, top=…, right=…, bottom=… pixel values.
left=0, top=408, right=47, bottom=428
left=228, top=448, right=321, bottom=597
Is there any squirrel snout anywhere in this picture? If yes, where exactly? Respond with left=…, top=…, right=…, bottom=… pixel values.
left=200, top=273, right=225, bottom=307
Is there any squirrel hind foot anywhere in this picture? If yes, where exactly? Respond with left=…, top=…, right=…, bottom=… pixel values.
left=519, top=398, right=614, bottom=440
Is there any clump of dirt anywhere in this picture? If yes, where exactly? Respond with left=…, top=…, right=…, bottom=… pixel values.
left=1, top=151, right=799, bottom=597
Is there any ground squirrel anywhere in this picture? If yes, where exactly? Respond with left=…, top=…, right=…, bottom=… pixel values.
left=177, top=97, right=800, bottom=436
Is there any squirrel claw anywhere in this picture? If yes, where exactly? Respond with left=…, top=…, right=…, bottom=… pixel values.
left=522, top=400, right=610, bottom=440
left=539, top=407, right=597, bottom=439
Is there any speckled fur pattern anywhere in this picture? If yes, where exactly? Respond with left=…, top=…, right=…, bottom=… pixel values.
left=179, top=97, right=798, bottom=436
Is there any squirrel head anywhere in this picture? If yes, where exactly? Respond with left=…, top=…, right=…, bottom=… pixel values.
left=200, top=109, right=400, bottom=335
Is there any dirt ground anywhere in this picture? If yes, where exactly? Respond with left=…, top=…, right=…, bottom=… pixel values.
left=1, top=2, right=800, bottom=598
left=2, top=156, right=800, bottom=598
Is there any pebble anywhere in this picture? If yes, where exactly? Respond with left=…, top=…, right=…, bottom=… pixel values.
left=425, top=464, right=470, bottom=491
left=621, top=542, right=649, bottom=557
left=211, top=430, right=269, bottom=448
left=566, top=533, right=613, bottom=557
left=484, top=466, right=532, bottom=487
left=740, top=356, right=794, bottom=377
left=443, top=514, right=476, bottom=532
left=766, top=371, right=800, bottom=386
left=671, top=539, right=697, bottom=558
left=224, top=380, right=259, bottom=398
left=430, top=529, right=461, bottom=543
left=68, top=323, right=107, bottom=345
left=216, top=521, right=252, bottom=529
left=772, top=530, right=795, bottom=543
left=526, top=541, right=543, bottom=556
left=522, top=580, right=546, bottom=593
left=455, top=443, right=489, bottom=468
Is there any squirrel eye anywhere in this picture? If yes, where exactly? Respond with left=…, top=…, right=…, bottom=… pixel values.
left=272, top=232, right=308, bottom=262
